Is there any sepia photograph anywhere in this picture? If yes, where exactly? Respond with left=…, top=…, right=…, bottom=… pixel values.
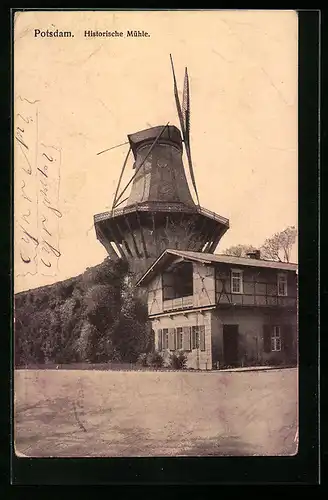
left=13, top=9, right=299, bottom=459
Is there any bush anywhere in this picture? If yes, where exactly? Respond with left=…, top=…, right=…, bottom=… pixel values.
left=137, top=353, right=149, bottom=367
left=147, top=351, right=164, bottom=368
left=169, top=350, right=188, bottom=370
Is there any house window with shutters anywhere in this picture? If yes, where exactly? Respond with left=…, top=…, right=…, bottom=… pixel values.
left=277, top=273, right=288, bottom=296
left=191, top=325, right=206, bottom=351
left=177, top=327, right=183, bottom=350
left=192, top=326, right=200, bottom=349
left=277, top=273, right=287, bottom=297
left=263, top=324, right=293, bottom=354
left=231, top=269, right=243, bottom=294
left=168, top=328, right=176, bottom=351
left=182, top=326, right=191, bottom=351
left=163, top=328, right=169, bottom=350
left=271, top=326, right=281, bottom=352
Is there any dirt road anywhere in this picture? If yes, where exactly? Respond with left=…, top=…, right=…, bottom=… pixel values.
left=14, top=368, right=298, bottom=457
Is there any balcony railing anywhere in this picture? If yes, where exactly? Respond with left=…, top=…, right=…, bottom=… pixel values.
left=216, top=293, right=297, bottom=308
left=94, top=203, right=229, bottom=226
left=163, top=295, right=194, bottom=312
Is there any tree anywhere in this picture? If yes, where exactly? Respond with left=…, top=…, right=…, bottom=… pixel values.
left=260, top=226, right=297, bottom=263
left=14, top=254, right=151, bottom=366
left=222, top=244, right=257, bottom=258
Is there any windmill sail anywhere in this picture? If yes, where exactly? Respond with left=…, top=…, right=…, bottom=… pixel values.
left=169, top=54, right=185, bottom=138
left=182, top=67, right=190, bottom=139
left=181, top=67, right=200, bottom=206
left=170, top=55, right=200, bottom=206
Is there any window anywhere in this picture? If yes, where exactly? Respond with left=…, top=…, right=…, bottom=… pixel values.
left=191, top=326, right=206, bottom=351
left=177, top=327, right=183, bottom=350
left=163, top=328, right=169, bottom=350
left=271, top=326, right=281, bottom=352
left=192, top=326, right=200, bottom=349
left=162, top=261, right=193, bottom=300
left=231, top=269, right=243, bottom=294
left=277, top=273, right=288, bottom=296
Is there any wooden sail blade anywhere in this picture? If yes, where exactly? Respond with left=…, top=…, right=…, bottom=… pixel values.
left=183, top=67, right=199, bottom=205
left=112, top=146, right=131, bottom=210
left=185, top=141, right=200, bottom=206
left=170, top=57, right=199, bottom=206
left=182, top=67, right=190, bottom=141
left=170, top=54, right=186, bottom=138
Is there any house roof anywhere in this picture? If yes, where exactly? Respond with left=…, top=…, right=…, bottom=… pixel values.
left=136, top=249, right=298, bottom=287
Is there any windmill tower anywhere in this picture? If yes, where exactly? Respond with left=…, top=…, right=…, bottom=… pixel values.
left=94, top=55, right=229, bottom=281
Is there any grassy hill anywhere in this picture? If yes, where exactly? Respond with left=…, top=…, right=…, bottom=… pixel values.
left=14, top=258, right=152, bottom=367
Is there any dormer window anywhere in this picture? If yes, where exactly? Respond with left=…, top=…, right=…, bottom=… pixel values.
left=277, top=273, right=288, bottom=296
left=231, top=269, right=243, bottom=294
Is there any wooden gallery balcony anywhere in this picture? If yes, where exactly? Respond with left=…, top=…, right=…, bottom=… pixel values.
left=215, top=271, right=297, bottom=311
left=163, top=295, right=194, bottom=312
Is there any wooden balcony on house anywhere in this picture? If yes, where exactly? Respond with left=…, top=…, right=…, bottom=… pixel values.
left=163, top=295, right=194, bottom=312
left=216, top=279, right=297, bottom=310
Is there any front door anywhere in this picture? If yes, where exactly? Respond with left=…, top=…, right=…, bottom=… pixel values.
left=223, top=324, right=239, bottom=367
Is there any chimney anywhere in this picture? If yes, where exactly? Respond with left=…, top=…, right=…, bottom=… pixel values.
left=246, top=249, right=261, bottom=260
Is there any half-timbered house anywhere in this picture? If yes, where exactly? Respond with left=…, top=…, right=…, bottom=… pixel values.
left=136, top=249, right=298, bottom=370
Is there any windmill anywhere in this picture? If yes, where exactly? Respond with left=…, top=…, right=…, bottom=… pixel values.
left=93, top=55, right=229, bottom=280
left=97, top=55, right=199, bottom=210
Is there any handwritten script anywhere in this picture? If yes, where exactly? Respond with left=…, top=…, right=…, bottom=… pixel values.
left=15, top=97, right=62, bottom=277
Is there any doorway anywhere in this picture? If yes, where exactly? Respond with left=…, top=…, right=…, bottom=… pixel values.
left=223, top=324, right=239, bottom=367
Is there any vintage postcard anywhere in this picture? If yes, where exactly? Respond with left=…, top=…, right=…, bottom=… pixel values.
left=13, top=9, right=299, bottom=458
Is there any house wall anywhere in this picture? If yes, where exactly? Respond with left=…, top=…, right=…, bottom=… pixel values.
left=145, top=257, right=297, bottom=370
left=193, top=263, right=216, bottom=308
left=215, top=264, right=297, bottom=308
left=147, top=274, right=163, bottom=315
left=152, top=310, right=213, bottom=370
left=211, top=308, right=297, bottom=368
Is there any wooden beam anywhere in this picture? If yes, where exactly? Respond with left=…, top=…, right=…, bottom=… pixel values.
left=203, top=223, right=216, bottom=252
left=124, top=216, right=142, bottom=258
left=112, top=146, right=131, bottom=210
left=115, top=220, right=133, bottom=257
left=97, top=140, right=129, bottom=156
left=207, top=231, right=222, bottom=253
left=136, top=211, right=149, bottom=258
left=151, top=212, right=159, bottom=254
left=105, top=223, right=126, bottom=260
left=198, top=216, right=209, bottom=249
left=186, top=215, right=199, bottom=250
left=113, top=197, right=129, bottom=210
left=96, top=223, right=119, bottom=261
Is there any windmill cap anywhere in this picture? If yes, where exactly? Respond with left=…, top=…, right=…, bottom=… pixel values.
left=127, top=125, right=182, bottom=157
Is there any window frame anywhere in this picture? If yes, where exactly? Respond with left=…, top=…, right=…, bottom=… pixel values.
left=277, top=272, right=288, bottom=297
left=231, top=268, right=243, bottom=294
left=191, top=326, right=200, bottom=350
left=163, top=328, right=169, bottom=350
left=162, top=261, right=194, bottom=300
left=176, top=327, right=183, bottom=350
left=271, top=325, right=282, bottom=352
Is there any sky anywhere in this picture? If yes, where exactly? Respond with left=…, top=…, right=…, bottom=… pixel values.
left=14, top=10, right=298, bottom=293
